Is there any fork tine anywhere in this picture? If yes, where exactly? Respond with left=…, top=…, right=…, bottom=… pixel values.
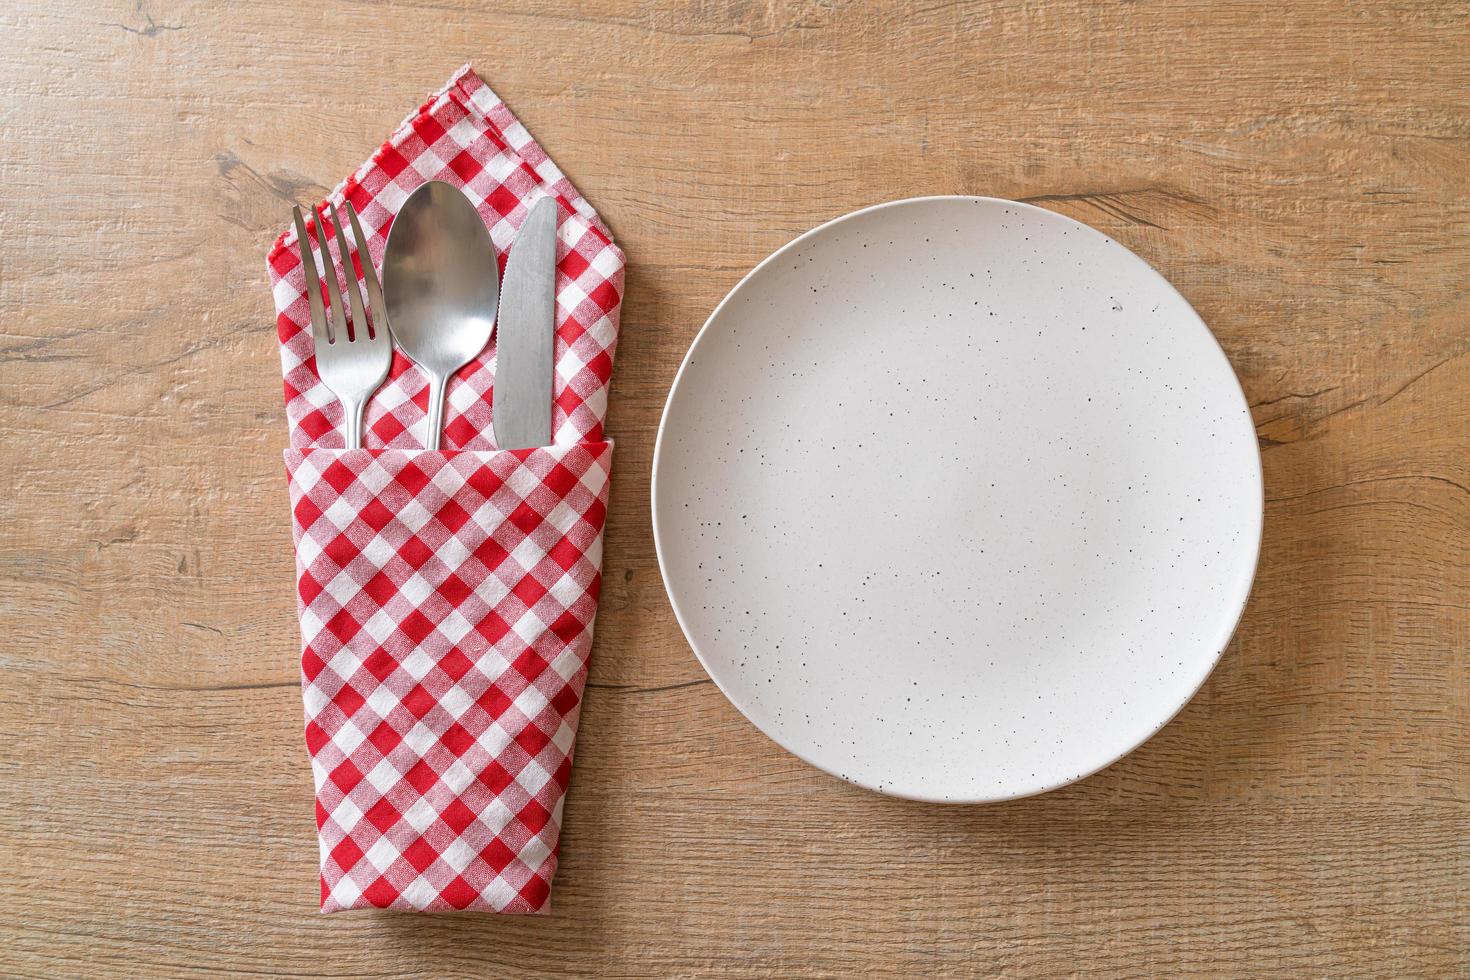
left=291, top=206, right=330, bottom=348
left=343, top=201, right=386, bottom=341
left=327, top=202, right=369, bottom=343
left=315, top=205, right=348, bottom=344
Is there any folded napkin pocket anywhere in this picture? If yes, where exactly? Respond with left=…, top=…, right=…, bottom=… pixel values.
left=284, top=441, right=612, bottom=913
left=269, top=65, right=624, bottom=913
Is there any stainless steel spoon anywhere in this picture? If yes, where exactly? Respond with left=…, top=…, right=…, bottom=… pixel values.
left=382, top=180, right=500, bottom=450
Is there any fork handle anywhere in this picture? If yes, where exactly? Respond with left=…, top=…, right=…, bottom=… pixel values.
left=344, top=398, right=366, bottom=450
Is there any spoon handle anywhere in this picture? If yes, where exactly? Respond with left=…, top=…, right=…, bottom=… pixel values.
left=424, top=374, right=446, bottom=451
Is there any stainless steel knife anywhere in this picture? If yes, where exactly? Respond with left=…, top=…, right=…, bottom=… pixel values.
left=493, top=197, right=558, bottom=449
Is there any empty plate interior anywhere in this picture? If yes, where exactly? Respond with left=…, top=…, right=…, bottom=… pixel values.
left=652, top=197, right=1262, bottom=802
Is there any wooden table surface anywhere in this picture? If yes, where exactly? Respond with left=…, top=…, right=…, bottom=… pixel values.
left=3, top=1, right=1467, bottom=975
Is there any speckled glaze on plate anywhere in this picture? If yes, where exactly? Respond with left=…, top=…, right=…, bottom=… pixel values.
left=652, top=196, right=1262, bottom=803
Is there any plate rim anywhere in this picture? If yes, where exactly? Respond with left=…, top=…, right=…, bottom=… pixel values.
left=650, top=194, right=1264, bottom=804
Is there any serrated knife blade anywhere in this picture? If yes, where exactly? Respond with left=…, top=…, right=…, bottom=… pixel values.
left=493, top=197, right=558, bottom=450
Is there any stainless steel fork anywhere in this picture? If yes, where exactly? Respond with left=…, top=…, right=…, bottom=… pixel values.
left=291, top=202, right=392, bottom=449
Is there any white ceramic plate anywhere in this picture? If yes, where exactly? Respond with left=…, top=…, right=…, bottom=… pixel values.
left=652, top=197, right=1262, bottom=803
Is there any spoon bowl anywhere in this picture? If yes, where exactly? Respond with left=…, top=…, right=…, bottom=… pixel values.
left=382, top=180, right=500, bottom=449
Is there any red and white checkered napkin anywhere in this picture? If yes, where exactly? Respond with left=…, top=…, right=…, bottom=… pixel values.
left=265, top=67, right=623, bottom=913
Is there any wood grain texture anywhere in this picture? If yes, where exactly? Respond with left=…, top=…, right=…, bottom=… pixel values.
left=2, top=0, right=1467, bottom=975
